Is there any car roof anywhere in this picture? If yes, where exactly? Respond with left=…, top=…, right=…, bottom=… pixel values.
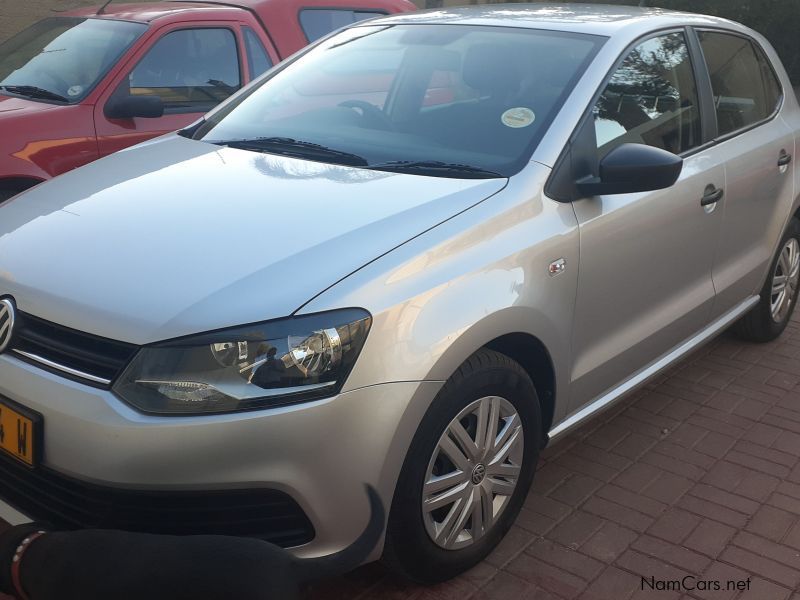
left=61, top=3, right=234, bottom=23
left=62, top=0, right=412, bottom=24
left=368, top=3, right=746, bottom=38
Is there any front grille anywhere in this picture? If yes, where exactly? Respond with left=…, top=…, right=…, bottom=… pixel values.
left=0, top=453, right=315, bottom=547
left=10, top=311, right=138, bottom=386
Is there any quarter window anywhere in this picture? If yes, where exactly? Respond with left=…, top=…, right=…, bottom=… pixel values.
left=125, top=28, right=241, bottom=112
left=243, top=27, right=273, bottom=79
left=698, top=31, right=782, bottom=136
left=594, top=32, right=702, bottom=157
left=299, top=9, right=385, bottom=43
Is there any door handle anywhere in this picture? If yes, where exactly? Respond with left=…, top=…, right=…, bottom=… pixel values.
left=779, top=150, right=793, bottom=167
left=701, top=185, right=724, bottom=207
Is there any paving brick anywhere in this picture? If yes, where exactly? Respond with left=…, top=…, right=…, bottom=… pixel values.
left=734, top=440, right=797, bottom=468
left=615, top=549, right=690, bottom=581
left=631, top=535, right=711, bottom=573
left=642, top=448, right=708, bottom=481
left=676, top=495, right=748, bottom=528
left=596, top=484, right=667, bottom=518
left=534, top=464, right=576, bottom=496
left=768, top=493, right=800, bottom=516
left=690, top=561, right=745, bottom=600
left=736, top=579, right=792, bottom=600
left=581, top=521, right=638, bottom=562
left=583, top=497, right=654, bottom=532
left=505, top=552, right=587, bottom=599
left=484, top=525, right=533, bottom=568
left=773, top=430, right=800, bottom=455
left=732, top=531, right=800, bottom=569
left=570, top=443, right=632, bottom=471
left=784, top=521, right=800, bottom=550
left=548, top=511, right=605, bottom=548
left=523, top=492, right=572, bottom=521
left=694, top=432, right=737, bottom=459
left=579, top=566, right=640, bottom=600
left=525, top=538, right=604, bottom=581
left=665, top=423, right=708, bottom=448
left=641, top=473, right=693, bottom=505
left=688, top=484, right=761, bottom=515
left=614, top=463, right=663, bottom=493
left=742, top=422, right=784, bottom=447
left=611, top=432, right=659, bottom=459
left=725, top=451, right=791, bottom=478
left=733, top=469, right=780, bottom=502
left=776, top=480, right=800, bottom=500
left=555, top=453, right=619, bottom=482
left=701, top=461, right=747, bottom=493
left=586, top=424, right=630, bottom=451
left=746, top=505, right=797, bottom=542
left=647, top=509, right=702, bottom=544
left=719, top=546, right=800, bottom=589
left=515, top=506, right=557, bottom=535
left=549, top=474, right=604, bottom=507
left=677, top=521, right=733, bottom=562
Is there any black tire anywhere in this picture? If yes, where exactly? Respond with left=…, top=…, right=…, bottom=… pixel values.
left=383, top=349, right=540, bottom=583
left=735, top=218, right=800, bottom=343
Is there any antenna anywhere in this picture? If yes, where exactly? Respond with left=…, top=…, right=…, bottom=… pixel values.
left=96, top=0, right=114, bottom=15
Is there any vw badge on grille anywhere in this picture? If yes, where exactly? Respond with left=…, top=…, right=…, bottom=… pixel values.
left=0, top=298, right=16, bottom=354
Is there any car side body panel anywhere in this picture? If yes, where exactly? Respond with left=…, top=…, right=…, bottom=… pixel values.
left=300, top=163, right=580, bottom=429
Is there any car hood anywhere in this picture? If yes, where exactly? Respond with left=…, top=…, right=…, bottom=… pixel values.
left=0, top=94, right=61, bottom=115
left=0, top=135, right=506, bottom=344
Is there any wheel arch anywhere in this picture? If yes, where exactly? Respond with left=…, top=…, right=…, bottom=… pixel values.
left=483, top=332, right=557, bottom=445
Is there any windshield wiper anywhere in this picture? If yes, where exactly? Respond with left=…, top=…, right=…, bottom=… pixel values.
left=0, top=85, right=70, bottom=103
left=369, top=160, right=504, bottom=179
left=212, top=137, right=368, bottom=167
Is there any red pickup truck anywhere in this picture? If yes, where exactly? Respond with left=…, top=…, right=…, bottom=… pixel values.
left=0, top=0, right=415, bottom=201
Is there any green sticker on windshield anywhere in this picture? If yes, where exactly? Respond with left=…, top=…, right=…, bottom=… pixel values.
left=501, top=107, right=535, bottom=128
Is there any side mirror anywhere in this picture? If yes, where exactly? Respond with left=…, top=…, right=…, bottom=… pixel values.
left=576, top=143, right=683, bottom=196
left=104, top=95, right=165, bottom=120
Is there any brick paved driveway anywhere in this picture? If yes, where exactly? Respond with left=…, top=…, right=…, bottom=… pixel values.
left=305, top=314, right=800, bottom=600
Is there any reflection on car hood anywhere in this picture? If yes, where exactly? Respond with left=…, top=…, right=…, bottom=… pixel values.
left=0, top=135, right=507, bottom=344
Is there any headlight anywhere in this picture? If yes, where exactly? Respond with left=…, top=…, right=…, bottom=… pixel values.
left=113, top=309, right=371, bottom=415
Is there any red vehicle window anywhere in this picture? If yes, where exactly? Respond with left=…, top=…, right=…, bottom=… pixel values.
left=243, top=26, right=273, bottom=79
left=122, top=28, right=242, bottom=113
left=299, top=9, right=387, bottom=43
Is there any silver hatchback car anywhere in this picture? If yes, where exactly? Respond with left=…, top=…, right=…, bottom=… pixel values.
left=0, top=4, right=798, bottom=583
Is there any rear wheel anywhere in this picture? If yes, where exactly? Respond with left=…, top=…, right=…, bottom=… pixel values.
left=735, top=218, right=800, bottom=342
left=383, top=349, right=540, bottom=583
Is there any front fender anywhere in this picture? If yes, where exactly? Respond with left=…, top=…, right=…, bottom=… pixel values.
left=299, top=164, right=579, bottom=426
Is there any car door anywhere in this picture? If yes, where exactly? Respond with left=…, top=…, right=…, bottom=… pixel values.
left=694, top=30, right=796, bottom=318
left=94, top=24, right=246, bottom=157
left=567, top=30, right=725, bottom=412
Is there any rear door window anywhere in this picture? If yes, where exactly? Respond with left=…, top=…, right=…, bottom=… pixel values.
left=697, top=31, right=783, bottom=136
left=126, top=28, right=241, bottom=113
left=299, top=9, right=386, bottom=43
left=243, top=26, right=273, bottom=79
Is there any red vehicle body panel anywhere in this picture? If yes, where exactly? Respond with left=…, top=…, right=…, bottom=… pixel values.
left=0, top=0, right=416, bottom=194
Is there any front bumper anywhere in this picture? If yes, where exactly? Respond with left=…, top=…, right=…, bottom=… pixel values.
left=0, top=353, right=442, bottom=559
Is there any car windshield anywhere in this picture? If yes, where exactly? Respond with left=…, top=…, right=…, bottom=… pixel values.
left=196, top=24, right=605, bottom=178
left=0, top=17, right=146, bottom=104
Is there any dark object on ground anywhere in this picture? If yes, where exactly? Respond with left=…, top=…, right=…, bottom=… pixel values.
left=0, top=485, right=382, bottom=600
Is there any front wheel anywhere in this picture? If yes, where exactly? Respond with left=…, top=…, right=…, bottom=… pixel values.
left=735, top=218, right=800, bottom=342
left=383, top=349, right=540, bottom=583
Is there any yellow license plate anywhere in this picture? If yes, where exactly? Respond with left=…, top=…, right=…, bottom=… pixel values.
left=0, top=399, right=40, bottom=467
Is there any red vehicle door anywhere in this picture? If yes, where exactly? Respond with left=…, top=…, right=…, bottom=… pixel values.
left=94, top=19, right=277, bottom=156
